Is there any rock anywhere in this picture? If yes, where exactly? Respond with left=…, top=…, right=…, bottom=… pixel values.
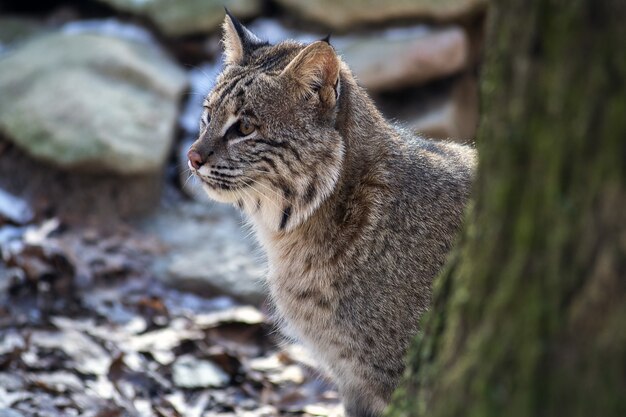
left=172, top=355, right=230, bottom=389
left=244, top=19, right=468, bottom=90
left=0, top=140, right=162, bottom=223
left=410, top=75, right=478, bottom=140
left=61, top=18, right=157, bottom=45
left=377, top=74, right=479, bottom=141
left=0, top=32, right=187, bottom=175
left=339, top=26, right=469, bottom=91
left=141, top=201, right=266, bottom=305
left=97, top=0, right=262, bottom=37
left=274, top=0, right=487, bottom=30
left=0, top=16, right=43, bottom=50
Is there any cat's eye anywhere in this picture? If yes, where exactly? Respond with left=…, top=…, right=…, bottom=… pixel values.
left=201, top=109, right=211, bottom=126
left=237, top=120, right=256, bottom=136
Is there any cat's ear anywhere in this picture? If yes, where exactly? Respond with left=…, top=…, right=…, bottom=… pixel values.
left=222, top=9, right=266, bottom=66
left=281, top=41, right=340, bottom=108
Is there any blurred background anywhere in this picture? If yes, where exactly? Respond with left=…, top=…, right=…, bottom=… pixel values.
left=0, top=0, right=486, bottom=415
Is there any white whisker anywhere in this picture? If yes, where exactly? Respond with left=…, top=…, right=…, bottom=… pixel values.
left=244, top=176, right=290, bottom=206
left=247, top=182, right=284, bottom=214
left=183, top=171, right=196, bottom=188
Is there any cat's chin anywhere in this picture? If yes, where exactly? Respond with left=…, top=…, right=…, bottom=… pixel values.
left=201, top=183, right=238, bottom=204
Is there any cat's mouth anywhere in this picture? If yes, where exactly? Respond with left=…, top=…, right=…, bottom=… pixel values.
left=189, top=163, right=247, bottom=203
left=196, top=175, right=242, bottom=203
left=195, top=172, right=242, bottom=190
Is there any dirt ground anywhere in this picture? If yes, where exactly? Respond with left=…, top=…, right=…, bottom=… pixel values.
left=0, top=208, right=342, bottom=417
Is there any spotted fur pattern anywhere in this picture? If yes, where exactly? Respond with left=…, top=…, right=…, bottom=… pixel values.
left=189, top=13, right=477, bottom=417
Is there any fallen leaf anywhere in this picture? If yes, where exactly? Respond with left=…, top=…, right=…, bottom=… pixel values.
left=172, top=355, right=230, bottom=389
left=30, top=330, right=111, bottom=376
left=28, top=371, right=84, bottom=394
left=194, top=306, right=265, bottom=328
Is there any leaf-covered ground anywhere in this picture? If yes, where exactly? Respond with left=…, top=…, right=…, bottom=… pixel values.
left=0, top=212, right=341, bottom=417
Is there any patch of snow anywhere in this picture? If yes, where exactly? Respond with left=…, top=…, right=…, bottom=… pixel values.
left=180, top=61, right=222, bottom=135
left=0, top=188, right=33, bottom=225
left=24, top=218, right=60, bottom=246
left=0, top=225, right=26, bottom=255
left=61, top=19, right=155, bottom=45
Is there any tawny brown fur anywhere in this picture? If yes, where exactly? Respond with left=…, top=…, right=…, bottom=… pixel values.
left=189, top=13, right=476, bottom=417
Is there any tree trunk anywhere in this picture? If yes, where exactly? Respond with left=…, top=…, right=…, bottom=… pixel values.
left=387, top=1, right=626, bottom=416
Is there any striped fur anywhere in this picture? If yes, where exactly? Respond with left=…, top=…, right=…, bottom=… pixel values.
left=189, top=13, right=477, bottom=417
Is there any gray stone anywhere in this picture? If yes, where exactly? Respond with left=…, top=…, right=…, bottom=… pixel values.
left=0, top=140, right=162, bottom=223
left=0, top=16, right=43, bottom=49
left=0, top=32, right=187, bottom=175
left=141, top=201, right=266, bottom=305
left=244, top=19, right=469, bottom=91
left=408, top=75, right=479, bottom=140
left=97, top=0, right=262, bottom=37
left=273, top=0, right=487, bottom=30
left=378, top=74, right=479, bottom=141
left=339, top=26, right=469, bottom=91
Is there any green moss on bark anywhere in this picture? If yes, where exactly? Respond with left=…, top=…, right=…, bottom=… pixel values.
left=387, top=1, right=626, bottom=416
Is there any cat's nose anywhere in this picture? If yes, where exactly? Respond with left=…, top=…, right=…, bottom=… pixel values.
left=187, top=150, right=205, bottom=170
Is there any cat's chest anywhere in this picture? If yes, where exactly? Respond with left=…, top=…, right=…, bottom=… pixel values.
left=256, top=224, right=344, bottom=335
left=268, top=263, right=335, bottom=316
left=266, top=250, right=339, bottom=335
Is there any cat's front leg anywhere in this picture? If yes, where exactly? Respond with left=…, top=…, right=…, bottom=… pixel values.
left=342, top=387, right=386, bottom=417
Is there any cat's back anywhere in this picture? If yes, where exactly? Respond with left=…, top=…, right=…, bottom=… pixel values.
left=365, top=133, right=476, bottom=285
left=386, top=133, right=476, bottom=232
left=397, top=133, right=476, bottom=194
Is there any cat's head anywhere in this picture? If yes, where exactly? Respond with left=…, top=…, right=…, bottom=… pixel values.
left=188, top=11, right=345, bottom=233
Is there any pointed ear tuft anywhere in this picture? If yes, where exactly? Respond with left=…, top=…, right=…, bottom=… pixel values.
left=222, top=10, right=267, bottom=66
left=281, top=41, right=340, bottom=107
left=320, top=33, right=332, bottom=44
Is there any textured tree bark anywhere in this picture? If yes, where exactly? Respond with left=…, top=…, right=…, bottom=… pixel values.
left=387, top=1, right=626, bottom=416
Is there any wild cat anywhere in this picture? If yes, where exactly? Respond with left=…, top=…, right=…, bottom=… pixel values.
left=188, top=11, right=476, bottom=417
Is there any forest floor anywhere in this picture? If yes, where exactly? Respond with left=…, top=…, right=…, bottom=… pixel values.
left=0, top=203, right=341, bottom=417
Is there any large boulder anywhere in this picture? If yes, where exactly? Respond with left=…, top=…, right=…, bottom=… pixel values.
left=142, top=201, right=266, bottom=305
left=377, top=74, right=479, bottom=141
left=0, top=140, right=163, bottom=223
left=97, top=0, right=262, bottom=37
left=0, top=32, right=187, bottom=175
left=273, top=0, right=487, bottom=30
left=0, top=16, right=42, bottom=49
left=408, top=74, right=479, bottom=141
left=246, top=20, right=469, bottom=91
left=339, top=26, right=469, bottom=91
